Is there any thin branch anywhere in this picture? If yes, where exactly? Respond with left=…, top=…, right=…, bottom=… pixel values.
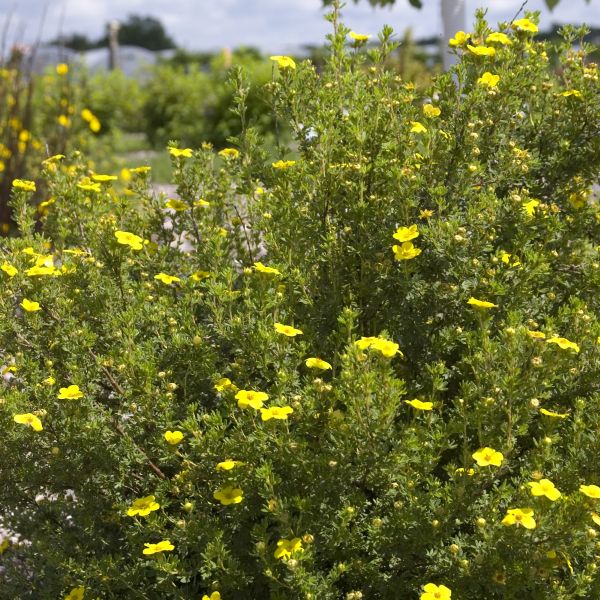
left=87, top=349, right=167, bottom=480
left=509, top=1, right=529, bottom=25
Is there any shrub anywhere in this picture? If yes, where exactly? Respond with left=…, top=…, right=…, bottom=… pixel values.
left=143, top=50, right=276, bottom=149
left=0, top=55, right=112, bottom=230
left=1, top=5, right=600, bottom=599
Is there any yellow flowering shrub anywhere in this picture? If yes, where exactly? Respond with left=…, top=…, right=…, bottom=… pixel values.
left=1, top=5, right=600, bottom=599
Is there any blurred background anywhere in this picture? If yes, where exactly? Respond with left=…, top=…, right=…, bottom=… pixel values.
left=0, top=0, right=597, bottom=210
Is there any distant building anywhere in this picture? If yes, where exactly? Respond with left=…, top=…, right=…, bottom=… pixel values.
left=25, top=44, right=176, bottom=79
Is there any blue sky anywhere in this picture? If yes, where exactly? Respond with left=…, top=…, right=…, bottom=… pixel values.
left=2, top=0, right=599, bottom=52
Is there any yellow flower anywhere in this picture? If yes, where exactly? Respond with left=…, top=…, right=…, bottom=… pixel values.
left=423, top=104, right=441, bottom=118
left=33, top=254, right=54, bottom=268
left=467, top=297, right=497, bottom=309
left=1, top=262, right=18, bottom=277
left=580, top=484, right=600, bottom=499
left=127, top=495, right=160, bottom=517
left=154, top=272, right=181, bottom=285
left=274, top=322, right=303, bottom=337
left=502, top=507, right=536, bottom=529
left=477, top=72, right=500, bottom=88
left=25, top=264, right=57, bottom=277
left=272, top=159, right=296, bottom=169
left=43, top=376, right=56, bottom=385
left=449, top=31, right=470, bottom=47
left=214, top=486, right=243, bottom=505
left=528, top=331, right=546, bottom=341
left=202, top=593, right=221, bottom=600
left=64, top=586, right=85, bottom=600
left=592, top=513, right=600, bottom=527
left=405, top=399, right=433, bottom=411
left=539, top=408, right=569, bottom=419
left=216, top=460, right=244, bottom=471
left=261, top=405, right=294, bottom=421
left=21, top=298, right=41, bottom=312
left=349, top=31, right=371, bottom=42
left=467, top=44, right=496, bottom=57
left=38, top=198, right=56, bottom=215
left=561, top=89, right=582, bottom=98
left=129, top=166, right=152, bottom=174
left=168, top=147, right=193, bottom=158
left=522, top=198, right=540, bottom=217
left=42, top=154, right=65, bottom=165
left=142, top=540, right=174, bottom=555
left=355, top=336, right=402, bottom=358
left=410, top=121, right=427, bottom=134
left=486, top=32, right=512, bottom=45
left=513, top=18, right=538, bottom=33
left=500, top=251, right=520, bottom=267
left=253, top=262, right=281, bottom=276
left=393, top=241, right=422, bottom=260
left=270, top=55, right=296, bottom=69
left=114, top=230, right=144, bottom=250
left=214, top=378, right=234, bottom=392
left=12, top=179, right=36, bottom=192
left=58, top=115, right=70, bottom=127
left=421, top=583, right=452, bottom=600
left=235, top=389, right=269, bottom=409
left=91, top=174, right=117, bottom=182
left=164, top=430, right=184, bottom=445
left=58, top=385, right=84, bottom=400
left=393, top=224, right=419, bottom=242
left=546, top=337, right=580, bottom=353
left=81, top=108, right=94, bottom=122
left=191, top=270, right=211, bottom=281
left=89, top=118, right=101, bottom=133
left=305, top=357, right=332, bottom=370
left=274, top=537, right=303, bottom=560
left=56, top=63, right=69, bottom=75
left=528, top=479, right=561, bottom=501
left=472, top=447, right=503, bottom=467
left=419, top=209, right=434, bottom=219
left=568, top=191, right=587, bottom=209
left=218, top=148, right=240, bottom=159
left=165, top=198, right=189, bottom=211
left=455, top=467, right=475, bottom=476
left=13, top=413, right=43, bottom=432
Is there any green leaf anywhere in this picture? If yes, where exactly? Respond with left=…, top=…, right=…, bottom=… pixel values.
left=408, top=0, right=423, bottom=7
left=545, top=0, right=560, bottom=10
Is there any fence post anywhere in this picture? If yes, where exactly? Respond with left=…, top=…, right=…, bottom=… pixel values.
left=108, top=20, right=120, bottom=70
left=441, top=0, right=465, bottom=70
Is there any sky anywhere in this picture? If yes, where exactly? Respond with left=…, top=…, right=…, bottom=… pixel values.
left=1, top=0, right=599, bottom=53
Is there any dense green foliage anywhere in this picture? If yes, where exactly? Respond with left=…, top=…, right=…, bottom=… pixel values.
left=142, top=50, right=276, bottom=149
left=1, top=6, right=600, bottom=599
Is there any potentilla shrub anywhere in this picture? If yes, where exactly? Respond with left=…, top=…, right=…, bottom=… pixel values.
left=1, top=5, right=600, bottom=599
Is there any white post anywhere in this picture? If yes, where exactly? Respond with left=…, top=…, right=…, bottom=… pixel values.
left=441, top=0, right=466, bottom=70
left=108, top=20, right=120, bottom=71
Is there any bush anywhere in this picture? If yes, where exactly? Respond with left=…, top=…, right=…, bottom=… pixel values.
left=1, top=6, right=600, bottom=599
left=143, top=50, right=276, bottom=149
left=0, top=56, right=115, bottom=230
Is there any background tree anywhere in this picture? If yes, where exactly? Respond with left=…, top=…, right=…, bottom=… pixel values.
left=95, top=15, right=176, bottom=51
left=117, top=15, right=176, bottom=50
left=51, top=33, right=98, bottom=51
